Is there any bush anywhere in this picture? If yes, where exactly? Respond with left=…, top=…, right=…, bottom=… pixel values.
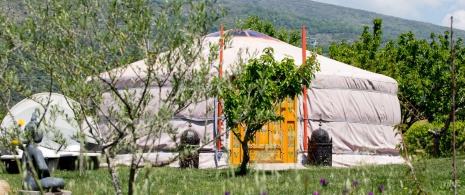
left=403, top=120, right=435, bottom=156
left=403, top=120, right=465, bottom=157
left=440, top=121, right=465, bottom=155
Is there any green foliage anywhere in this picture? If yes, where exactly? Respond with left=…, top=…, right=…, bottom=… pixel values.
left=1, top=0, right=224, bottom=194
left=4, top=0, right=465, bottom=52
left=403, top=120, right=435, bottom=156
left=329, top=18, right=465, bottom=128
left=441, top=122, right=465, bottom=155
left=219, top=48, right=319, bottom=174
left=215, top=0, right=465, bottom=51
left=403, top=120, right=465, bottom=157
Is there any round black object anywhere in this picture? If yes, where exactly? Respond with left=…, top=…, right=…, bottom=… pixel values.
left=179, top=129, right=200, bottom=169
left=181, top=130, right=200, bottom=145
left=311, top=128, right=331, bottom=143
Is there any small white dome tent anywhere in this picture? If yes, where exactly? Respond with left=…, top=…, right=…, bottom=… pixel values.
left=99, top=30, right=403, bottom=167
left=0, top=93, right=99, bottom=171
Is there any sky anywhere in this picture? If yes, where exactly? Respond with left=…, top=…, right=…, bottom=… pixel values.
left=312, top=0, right=465, bottom=30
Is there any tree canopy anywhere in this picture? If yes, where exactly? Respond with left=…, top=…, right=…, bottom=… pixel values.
left=0, top=0, right=224, bottom=194
left=328, top=18, right=465, bottom=129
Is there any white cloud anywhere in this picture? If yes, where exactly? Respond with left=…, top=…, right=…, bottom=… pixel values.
left=441, top=10, right=465, bottom=30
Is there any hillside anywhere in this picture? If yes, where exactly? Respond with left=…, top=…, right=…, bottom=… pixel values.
left=2, top=0, right=464, bottom=50
left=216, top=0, right=465, bottom=49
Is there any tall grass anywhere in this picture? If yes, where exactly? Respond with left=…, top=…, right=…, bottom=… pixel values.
left=1, top=156, right=463, bottom=194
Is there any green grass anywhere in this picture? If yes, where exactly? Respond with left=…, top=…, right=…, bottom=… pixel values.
left=1, top=156, right=464, bottom=194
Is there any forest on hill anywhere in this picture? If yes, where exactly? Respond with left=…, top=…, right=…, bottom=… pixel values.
left=2, top=0, right=465, bottom=50
left=215, top=0, right=465, bottom=49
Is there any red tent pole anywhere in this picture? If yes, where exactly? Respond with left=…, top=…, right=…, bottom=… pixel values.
left=302, top=25, right=309, bottom=151
left=217, top=25, right=224, bottom=150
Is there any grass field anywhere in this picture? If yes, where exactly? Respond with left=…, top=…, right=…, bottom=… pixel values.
left=1, top=156, right=464, bottom=194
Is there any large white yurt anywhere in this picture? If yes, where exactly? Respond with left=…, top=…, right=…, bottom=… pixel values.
left=99, top=30, right=403, bottom=167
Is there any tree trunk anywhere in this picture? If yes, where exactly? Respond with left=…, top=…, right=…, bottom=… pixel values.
left=79, top=143, right=84, bottom=175
left=428, top=131, right=443, bottom=158
left=104, top=149, right=122, bottom=195
left=128, top=139, right=139, bottom=195
left=238, top=139, right=250, bottom=175
left=428, top=109, right=455, bottom=157
left=128, top=160, right=137, bottom=195
left=78, top=123, right=85, bottom=175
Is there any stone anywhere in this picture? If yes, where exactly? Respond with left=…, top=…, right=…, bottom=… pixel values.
left=0, top=180, right=10, bottom=195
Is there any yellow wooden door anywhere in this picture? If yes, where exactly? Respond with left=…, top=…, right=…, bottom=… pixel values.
left=230, top=96, right=297, bottom=164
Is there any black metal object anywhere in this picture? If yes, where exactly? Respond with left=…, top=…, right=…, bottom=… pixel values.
left=179, top=123, right=200, bottom=168
left=308, top=122, right=332, bottom=166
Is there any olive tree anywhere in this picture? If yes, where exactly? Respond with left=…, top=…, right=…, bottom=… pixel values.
left=2, top=0, right=224, bottom=194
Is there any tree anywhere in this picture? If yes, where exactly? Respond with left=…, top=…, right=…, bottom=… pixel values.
left=328, top=18, right=465, bottom=130
left=1, top=0, right=224, bottom=194
left=0, top=10, right=66, bottom=194
left=328, top=18, right=465, bottom=159
left=219, top=48, right=319, bottom=174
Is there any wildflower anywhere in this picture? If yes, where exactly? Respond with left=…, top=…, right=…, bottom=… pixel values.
left=262, top=192, right=266, bottom=195
left=368, top=192, right=374, bottom=195
left=319, top=178, right=327, bottom=187
left=342, top=189, right=349, bottom=195
left=18, top=120, right=25, bottom=126
left=403, top=187, right=408, bottom=190
left=313, top=191, right=319, bottom=195
left=11, top=139, right=18, bottom=145
left=225, top=192, right=230, bottom=195
left=353, top=180, right=359, bottom=187
left=378, top=185, right=384, bottom=192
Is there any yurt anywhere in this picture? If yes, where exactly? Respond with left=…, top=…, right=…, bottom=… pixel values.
left=0, top=93, right=99, bottom=171
left=99, top=30, right=403, bottom=168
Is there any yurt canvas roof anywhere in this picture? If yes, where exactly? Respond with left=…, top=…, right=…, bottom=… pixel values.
left=109, top=30, right=398, bottom=94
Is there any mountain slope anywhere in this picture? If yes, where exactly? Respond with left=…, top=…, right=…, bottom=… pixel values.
left=217, top=0, right=465, bottom=49
left=1, top=0, right=464, bottom=49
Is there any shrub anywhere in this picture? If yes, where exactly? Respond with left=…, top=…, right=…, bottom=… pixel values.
left=439, top=121, right=465, bottom=155
left=403, top=120, right=435, bottom=156
left=403, top=120, right=465, bottom=157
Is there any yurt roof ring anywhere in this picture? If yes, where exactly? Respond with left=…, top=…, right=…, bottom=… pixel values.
left=205, top=29, right=279, bottom=41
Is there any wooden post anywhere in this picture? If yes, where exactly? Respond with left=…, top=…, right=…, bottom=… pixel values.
left=218, top=25, right=224, bottom=150
left=450, top=16, right=457, bottom=195
left=302, top=25, right=309, bottom=151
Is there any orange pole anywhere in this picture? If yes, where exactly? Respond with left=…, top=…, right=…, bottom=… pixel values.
left=302, top=25, right=309, bottom=151
left=217, top=25, right=224, bottom=150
